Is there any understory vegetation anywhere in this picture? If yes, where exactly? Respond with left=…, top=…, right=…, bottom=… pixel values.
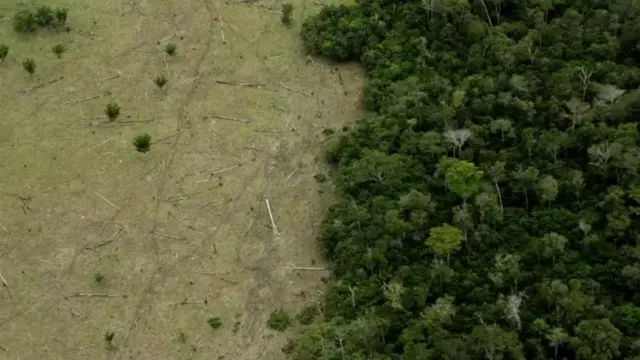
left=286, top=0, right=640, bottom=359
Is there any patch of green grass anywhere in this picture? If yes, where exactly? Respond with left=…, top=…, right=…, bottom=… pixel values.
left=267, top=308, right=291, bottom=331
left=133, top=133, right=152, bottom=153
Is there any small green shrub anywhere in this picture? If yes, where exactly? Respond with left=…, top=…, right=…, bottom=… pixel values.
left=22, top=58, right=35, bottom=76
left=267, top=308, right=291, bottom=331
left=35, top=6, right=55, bottom=27
left=0, top=45, right=8, bottom=62
left=13, top=9, right=37, bottom=33
left=165, top=43, right=177, bottom=56
left=104, top=331, right=115, bottom=349
left=133, top=133, right=152, bottom=153
left=51, top=44, right=66, bottom=58
left=94, top=272, right=105, bottom=284
left=154, top=74, right=168, bottom=90
left=54, top=7, right=68, bottom=25
left=281, top=3, right=293, bottom=26
left=207, top=317, right=222, bottom=329
left=105, top=102, right=121, bottom=121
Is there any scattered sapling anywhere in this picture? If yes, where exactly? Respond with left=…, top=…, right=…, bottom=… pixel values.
left=133, top=133, right=152, bottom=153
left=207, top=317, right=223, bottom=329
left=267, top=308, right=291, bottom=331
left=0, top=45, right=8, bottom=62
left=281, top=4, right=293, bottom=26
left=154, top=74, right=168, bottom=91
left=165, top=43, right=177, bottom=56
left=51, top=44, right=66, bottom=58
left=22, top=58, right=35, bottom=76
left=104, top=102, right=121, bottom=121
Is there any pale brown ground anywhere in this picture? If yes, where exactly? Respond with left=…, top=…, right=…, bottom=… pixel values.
left=0, top=0, right=363, bottom=358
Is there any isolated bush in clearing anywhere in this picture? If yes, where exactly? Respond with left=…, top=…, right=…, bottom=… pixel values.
left=13, top=9, right=37, bottom=33
left=154, top=74, right=168, bottom=91
left=133, top=133, right=152, bottom=153
left=35, top=6, right=55, bottom=27
left=51, top=44, right=66, bottom=58
left=281, top=3, right=293, bottom=26
left=267, top=308, right=291, bottom=331
left=22, top=58, right=35, bottom=76
left=207, top=317, right=222, bottom=329
left=104, top=331, right=115, bottom=349
left=165, top=43, right=177, bottom=56
left=0, top=45, right=8, bottom=62
left=104, top=102, right=121, bottom=121
left=54, top=7, right=68, bottom=25
left=93, top=272, right=105, bottom=285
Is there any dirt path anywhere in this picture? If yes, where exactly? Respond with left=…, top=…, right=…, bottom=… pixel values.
left=0, top=0, right=363, bottom=358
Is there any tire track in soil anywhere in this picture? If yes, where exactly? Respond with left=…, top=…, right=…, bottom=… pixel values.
left=116, top=0, right=217, bottom=356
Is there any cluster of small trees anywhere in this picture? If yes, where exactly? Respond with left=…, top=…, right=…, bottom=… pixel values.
left=287, top=0, right=640, bottom=359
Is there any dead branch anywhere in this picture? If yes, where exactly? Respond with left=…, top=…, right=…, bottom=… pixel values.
left=154, top=232, right=186, bottom=240
left=265, top=199, right=280, bottom=236
left=214, top=79, right=265, bottom=89
left=209, top=113, right=252, bottom=124
left=214, top=3, right=227, bottom=44
left=197, top=164, right=241, bottom=183
left=84, top=229, right=121, bottom=251
left=118, top=118, right=156, bottom=124
left=66, top=94, right=102, bottom=106
left=95, top=191, right=120, bottom=210
left=16, top=76, right=63, bottom=96
left=194, top=271, right=238, bottom=285
left=0, top=221, right=7, bottom=234
left=285, top=264, right=329, bottom=271
left=283, top=167, right=299, bottom=183
left=279, top=83, right=312, bottom=97
left=307, top=55, right=319, bottom=68
left=0, top=270, right=11, bottom=299
left=68, top=292, right=121, bottom=298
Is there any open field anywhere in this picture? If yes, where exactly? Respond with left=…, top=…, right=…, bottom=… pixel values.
left=0, top=0, right=363, bottom=358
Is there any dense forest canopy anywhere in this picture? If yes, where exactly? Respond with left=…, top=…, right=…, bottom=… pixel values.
left=285, top=0, right=640, bottom=359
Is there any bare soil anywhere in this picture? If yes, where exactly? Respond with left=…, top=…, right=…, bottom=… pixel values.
left=0, top=0, right=363, bottom=358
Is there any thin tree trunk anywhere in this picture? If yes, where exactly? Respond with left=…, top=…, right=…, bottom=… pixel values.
left=478, top=0, right=493, bottom=26
left=494, top=182, right=504, bottom=212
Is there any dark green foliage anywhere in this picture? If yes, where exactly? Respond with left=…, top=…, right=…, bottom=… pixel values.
left=295, top=305, right=318, bottom=325
left=267, top=308, right=291, bottom=331
left=13, top=6, right=68, bottom=33
left=22, top=58, right=35, bottom=76
left=51, top=44, right=66, bottom=58
left=104, top=331, right=115, bottom=349
left=207, top=317, right=222, bottom=329
left=165, top=43, right=177, bottom=56
left=13, top=10, right=37, bottom=33
left=93, top=272, right=105, bottom=284
left=281, top=3, right=293, bottom=26
left=133, top=133, right=151, bottom=153
left=0, top=44, right=8, bottom=62
left=287, top=0, right=640, bottom=359
left=153, top=74, right=168, bottom=90
left=34, top=6, right=54, bottom=27
left=104, top=102, right=120, bottom=121
left=54, top=7, right=68, bottom=25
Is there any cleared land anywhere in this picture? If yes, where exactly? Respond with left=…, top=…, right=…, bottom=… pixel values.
left=0, top=0, right=363, bottom=358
